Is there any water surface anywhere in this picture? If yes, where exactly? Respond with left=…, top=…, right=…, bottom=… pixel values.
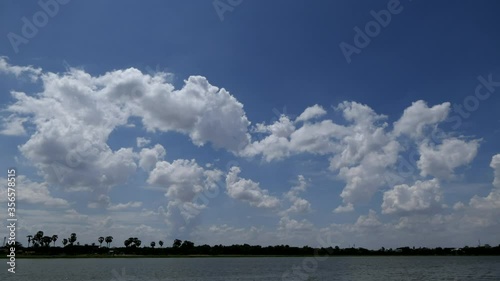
left=3, top=256, right=500, bottom=280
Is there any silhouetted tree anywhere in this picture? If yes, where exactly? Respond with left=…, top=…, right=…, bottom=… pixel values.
left=124, top=237, right=141, bottom=248
left=69, top=233, right=77, bottom=246
left=98, top=237, right=104, bottom=248
left=181, top=240, right=194, bottom=249
left=180, top=240, right=194, bottom=254
left=26, top=235, right=33, bottom=248
left=151, top=241, right=156, bottom=248
left=173, top=239, right=182, bottom=248
left=134, top=238, right=141, bottom=247
left=33, top=231, right=44, bottom=247
left=159, top=240, right=164, bottom=248
left=52, top=235, right=58, bottom=246
left=105, top=236, right=113, bottom=248
left=42, top=236, right=52, bottom=247
left=62, top=238, right=68, bottom=247
left=124, top=238, right=132, bottom=247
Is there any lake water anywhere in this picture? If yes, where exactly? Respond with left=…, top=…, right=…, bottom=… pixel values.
left=2, top=256, right=500, bottom=280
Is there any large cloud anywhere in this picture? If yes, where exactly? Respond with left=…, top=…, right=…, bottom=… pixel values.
left=0, top=58, right=251, bottom=191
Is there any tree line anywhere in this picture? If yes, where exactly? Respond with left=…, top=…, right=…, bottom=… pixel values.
left=4, top=230, right=500, bottom=256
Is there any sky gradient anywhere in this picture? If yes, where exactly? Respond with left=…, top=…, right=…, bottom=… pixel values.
left=0, top=0, right=500, bottom=249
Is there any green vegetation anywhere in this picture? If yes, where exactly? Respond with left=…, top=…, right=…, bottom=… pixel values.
left=2, top=230, right=500, bottom=258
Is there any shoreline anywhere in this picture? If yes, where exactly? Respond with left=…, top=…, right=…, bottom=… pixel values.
left=3, top=254, right=500, bottom=259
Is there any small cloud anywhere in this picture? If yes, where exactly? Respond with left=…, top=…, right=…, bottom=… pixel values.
left=0, top=115, right=28, bottom=136
left=136, top=137, right=151, bottom=148
left=226, top=166, right=280, bottom=209
left=107, top=201, right=143, bottom=211
left=295, top=104, right=327, bottom=123
left=453, top=202, right=465, bottom=211
left=333, top=203, right=354, bottom=213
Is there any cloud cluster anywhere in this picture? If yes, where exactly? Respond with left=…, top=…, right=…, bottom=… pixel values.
left=225, top=166, right=280, bottom=209
left=242, top=100, right=480, bottom=211
left=1, top=59, right=498, bottom=247
left=0, top=58, right=250, bottom=193
left=2, top=58, right=481, bottom=212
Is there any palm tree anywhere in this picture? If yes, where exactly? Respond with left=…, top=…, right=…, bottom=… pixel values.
left=98, top=237, right=104, bottom=248
left=26, top=235, right=33, bottom=248
left=124, top=237, right=142, bottom=248
left=62, top=239, right=68, bottom=247
left=105, top=236, right=113, bottom=248
left=159, top=240, right=164, bottom=248
left=52, top=235, right=58, bottom=247
left=69, top=233, right=77, bottom=246
left=42, top=236, right=52, bottom=247
left=33, top=231, right=44, bottom=247
left=173, top=239, right=182, bottom=248
left=124, top=238, right=132, bottom=248
left=151, top=241, right=156, bottom=248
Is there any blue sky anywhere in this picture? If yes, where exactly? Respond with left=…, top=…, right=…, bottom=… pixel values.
left=0, top=0, right=500, bottom=249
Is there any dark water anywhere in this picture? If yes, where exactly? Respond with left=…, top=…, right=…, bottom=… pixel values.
left=2, top=256, right=500, bottom=280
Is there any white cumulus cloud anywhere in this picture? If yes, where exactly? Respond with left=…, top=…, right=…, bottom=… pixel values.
left=417, top=138, right=479, bottom=180
left=393, top=100, right=450, bottom=139
left=295, top=104, right=327, bottom=123
left=382, top=179, right=443, bottom=214
left=226, top=166, right=280, bottom=209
